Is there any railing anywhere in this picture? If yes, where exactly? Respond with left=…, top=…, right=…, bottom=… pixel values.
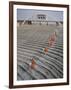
left=17, top=20, right=63, bottom=26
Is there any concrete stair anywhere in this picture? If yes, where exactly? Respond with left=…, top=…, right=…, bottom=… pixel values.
left=17, top=25, right=63, bottom=80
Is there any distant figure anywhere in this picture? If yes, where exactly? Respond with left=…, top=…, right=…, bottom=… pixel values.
left=48, top=32, right=57, bottom=47
left=43, top=47, right=49, bottom=54
left=29, top=58, right=36, bottom=70
left=44, top=47, right=48, bottom=53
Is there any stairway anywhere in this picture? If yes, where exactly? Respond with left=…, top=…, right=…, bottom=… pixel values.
left=17, top=25, right=63, bottom=80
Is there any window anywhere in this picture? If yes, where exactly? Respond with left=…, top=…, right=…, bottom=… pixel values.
left=37, top=14, right=46, bottom=20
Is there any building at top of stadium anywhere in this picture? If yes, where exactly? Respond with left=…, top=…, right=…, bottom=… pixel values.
left=17, top=9, right=63, bottom=25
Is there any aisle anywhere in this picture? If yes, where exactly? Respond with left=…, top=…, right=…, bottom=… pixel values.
left=17, top=25, right=63, bottom=80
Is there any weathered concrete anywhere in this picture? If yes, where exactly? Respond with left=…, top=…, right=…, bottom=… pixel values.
left=17, top=24, right=63, bottom=80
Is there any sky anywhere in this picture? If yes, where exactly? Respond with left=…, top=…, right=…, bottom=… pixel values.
left=17, top=9, right=63, bottom=21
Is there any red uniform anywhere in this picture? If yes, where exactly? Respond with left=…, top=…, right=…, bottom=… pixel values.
left=44, top=47, right=48, bottom=52
left=30, top=59, right=36, bottom=69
